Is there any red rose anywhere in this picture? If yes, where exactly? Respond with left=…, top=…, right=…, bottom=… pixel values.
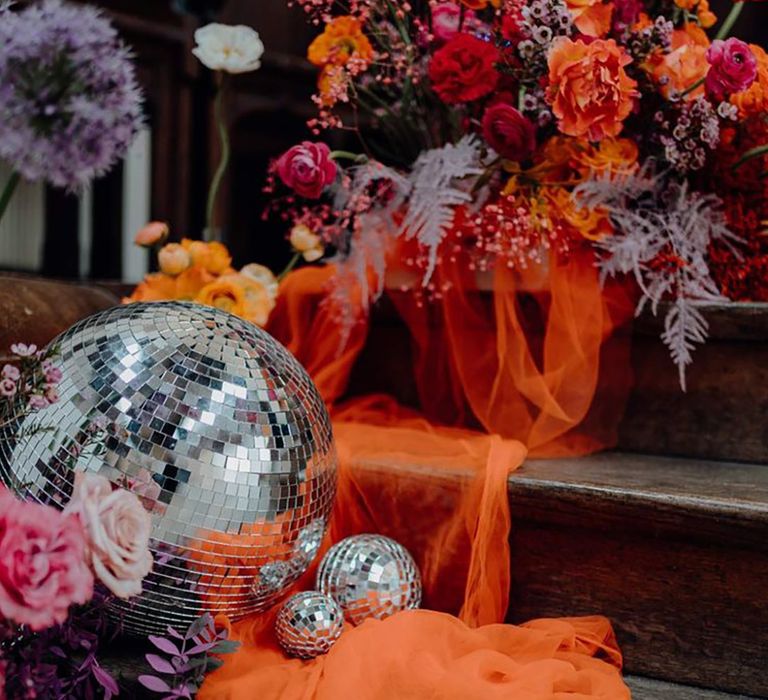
left=482, top=104, right=536, bottom=161
left=275, top=142, right=337, bottom=199
left=429, top=34, right=500, bottom=104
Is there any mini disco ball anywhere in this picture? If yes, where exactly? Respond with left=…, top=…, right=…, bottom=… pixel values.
left=0, top=302, right=337, bottom=635
left=275, top=591, right=344, bottom=659
left=317, top=534, right=421, bottom=625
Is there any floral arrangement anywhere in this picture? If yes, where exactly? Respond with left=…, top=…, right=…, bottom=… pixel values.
left=267, top=0, right=768, bottom=386
left=0, top=0, right=143, bottom=224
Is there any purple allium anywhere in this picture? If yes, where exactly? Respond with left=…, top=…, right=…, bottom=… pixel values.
left=0, top=0, right=143, bottom=191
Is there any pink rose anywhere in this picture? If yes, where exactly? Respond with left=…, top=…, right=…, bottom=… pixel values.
left=482, top=103, right=537, bottom=161
left=0, top=487, right=93, bottom=631
left=706, top=38, right=758, bottom=100
left=1, top=364, right=19, bottom=381
left=134, top=221, right=169, bottom=248
left=64, top=473, right=153, bottom=599
left=0, top=379, right=16, bottom=398
left=275, top=142, right=337, bottom=199
left=432, top=3, right=483, bottom=43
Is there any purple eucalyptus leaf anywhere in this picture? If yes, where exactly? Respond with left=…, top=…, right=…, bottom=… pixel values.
left=92, top=664, right=120, bottom=696
left=138, top=675, right=173, bottom=693
left=186, top=641, right=217, bottom=655
left=148, top=635, right=182, bottom=656
left=166, top=625, right=185, bottom=640
left=146, top=654, right=177, bottom=675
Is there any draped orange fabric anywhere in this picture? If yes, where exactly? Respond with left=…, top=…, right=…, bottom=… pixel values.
left=201, top=255, right=634, bottom=699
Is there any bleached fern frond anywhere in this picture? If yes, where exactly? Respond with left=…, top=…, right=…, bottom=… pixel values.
left=400, top=135, right=486, bottom=283
left=575, top=163, right=740, bottom=390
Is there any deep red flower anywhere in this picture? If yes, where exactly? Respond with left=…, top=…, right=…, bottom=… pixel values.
left=429, top=34, right=500, bottom=104
left=275, top=142, right=337, bottom=199
left=481, top=104, right=536, bottom=161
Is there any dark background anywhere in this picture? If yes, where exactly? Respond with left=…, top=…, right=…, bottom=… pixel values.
left=13, top=0, right=768, bottom=281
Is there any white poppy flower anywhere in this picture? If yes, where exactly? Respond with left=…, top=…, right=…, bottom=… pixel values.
left=192, top=23, right=264, bottom=74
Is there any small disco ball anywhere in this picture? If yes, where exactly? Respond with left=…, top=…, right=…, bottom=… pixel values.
left=0, top=302, right=337, bottom=635
left=275, top=591, right=344, bottom=659
left=317, top=534, right=421, bottom=625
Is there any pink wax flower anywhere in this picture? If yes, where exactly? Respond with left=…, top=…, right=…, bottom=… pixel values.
left=0, top=379, right=16, bottom=398
left=706, top=38, right=758, bottom=100
left=28, top=394, right=48, bottom=410
left=0, top=487, right=93, bottom=631
left=10, top=343, right=37, bottom=358
left=42, top=362, right=63, bottom=385
left=1, top=364, right=19, bottom=381
left=275, top=142, right=337, bottom=199
left=482, top=103, right=537, bottom=162
left=432, top=2, right=481, bottom=43
left=64, top=472, right=153, bottom=599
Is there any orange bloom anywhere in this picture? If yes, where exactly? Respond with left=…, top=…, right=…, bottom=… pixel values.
left=547, top=38, right=638, bottom=142
left=731, top=44, right=768, bottom=116
left=566, top=0, right=614, bottom=37
left=158, top=243, right=191, bottom=276
left=459, top=0, right=501, bottom=7
left=175, top=265, right=215, bottom=301
left=196, top=276, right=247, bottom=317
left=308, top=16, right=373, bottom=69
left=578, top=137, right=639, bottom=175
left=547, top=187, right=614, bottom=241
left=123, top=273, right=176, bottom=303
left=650, top=23, right=709, bottom=97
left=673, top=0, right=716, bottom=27
left=134, top=221, right=169, bottom=248
left=196, top=273, right=276, bottom=326
left=181, top=239, right=233, bottom=275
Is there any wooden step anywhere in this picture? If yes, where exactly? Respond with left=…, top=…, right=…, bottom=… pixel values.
left=626, top=676, right=758, bottom=699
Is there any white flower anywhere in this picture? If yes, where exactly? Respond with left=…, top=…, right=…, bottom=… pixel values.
left=64, top=472, right=153, bottom=599
left=192, top=23, right=264, bottom=74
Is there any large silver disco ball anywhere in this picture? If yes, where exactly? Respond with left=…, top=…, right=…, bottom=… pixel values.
left=0, top=302, right=337, bottom=635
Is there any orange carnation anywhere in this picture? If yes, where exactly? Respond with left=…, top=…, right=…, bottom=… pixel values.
left=650, top=23, right=709, bottom=97
left=566, top=0, right=614, bottom=37
left=547, top=38, right=638, bottom=142
left=731, top=44, right=768, bottom=117
left=308, top=16, right=373, bottom=69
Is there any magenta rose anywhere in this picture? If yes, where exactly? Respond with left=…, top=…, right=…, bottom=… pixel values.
left=0, top=487, right=93, bottom=631
left=275, top=142, right=337, bottom=199
left=432, top=3, right=486, bottom=43
left=482, top=103, right=536, bottom=162
left=705, top=38, right=758, bottom=100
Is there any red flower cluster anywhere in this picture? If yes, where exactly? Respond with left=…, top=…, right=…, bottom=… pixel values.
left=428, top=34, right=500, bottom=104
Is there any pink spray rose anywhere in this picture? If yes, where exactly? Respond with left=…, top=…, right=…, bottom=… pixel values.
left=706, top=38, right=758, bottom=100
left=482, top=103, right=537, bottom=162
left=0, top=379, right=16, bottom=398
left=64, top=472, right=153, bottom=599
left=432, top=3, right=482, bottom=43
left=275, top=142, right=337, bottom=199
left=1, top=364, right=19, bottom=381
left=0, top=487, right=93, bottom=631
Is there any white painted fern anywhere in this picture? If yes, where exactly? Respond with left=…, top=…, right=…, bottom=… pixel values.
left=575, top=164, right=740, bottom=390
left=400, top=135, right=487, bottom=283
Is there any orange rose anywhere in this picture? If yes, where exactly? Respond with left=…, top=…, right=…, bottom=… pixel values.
left=196, top=273, right=276, bottom=326
left=308, top=16, right=373, bottom=69
left=650, top=23, right=709, bottom=97
left=567, top=0, right=614, bottom=37
left=731, top=44, right=768, bottom=117
left=181, top=239, right=233, bottom=275
left=123, top=273, right=176, bottom=303
left=547, top=38, right=638, bottom=142
left=196, top=277, right=248, bottom=317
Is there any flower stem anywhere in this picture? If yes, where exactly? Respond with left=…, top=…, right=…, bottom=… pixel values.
left=329, top=150, right=368, bottom=164
left=733, top=143, right=768, bottom=170
left=205, top=76, right=230, bottom=241
left=277, top=252, right=302, bottom=282
left=715, top=1, right=744, bottom=41
left=0, top=171, right=21, bottom=227
left=680, top=75, right=705, bottom=98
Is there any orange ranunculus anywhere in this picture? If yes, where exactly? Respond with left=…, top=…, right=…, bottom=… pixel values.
left=307, top=16, right=374, bottom=69
left=547, top=38, right=638, bottom=142
left=531, top=135, right=591, bottom=183
left=176, top=265, right=216, bottom=301
left=547, top=187, right=614, bottom=241
left=123, top=273, right=176, bottom=303
left=158, top=243, right=191, bottom=276
left=673, top=0, right=716, bottom=27
left=182, top=239, right=232, bottom=275
left=567, top=0, right=614, bottom=37
left=731, top=44, right=768, bottom=116
left=578, top=137, right=639, bottom=175
left=231, top=271, right=278, bottom=326
left=196, top=273, right=276, bottom=325
left=196, top=277, right=248, bottom=317
left=650, top=23, right=709, bottom=97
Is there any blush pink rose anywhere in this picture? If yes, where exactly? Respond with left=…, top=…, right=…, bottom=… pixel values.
left=706, top=38, right=758, bottom=100
left=0, top=487, right=93, bottom=631
left=275, top=142, right=337, bottom=199
left=482, top=103, right=537, bottom=161
left=64, top=473, right=153, bottom=599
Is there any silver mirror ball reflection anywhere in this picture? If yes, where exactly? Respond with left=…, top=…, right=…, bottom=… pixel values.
left=0, top=302, right=337, bottom=635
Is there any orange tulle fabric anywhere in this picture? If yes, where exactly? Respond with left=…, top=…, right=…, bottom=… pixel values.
left=201, top=254, right=634, bottom=699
